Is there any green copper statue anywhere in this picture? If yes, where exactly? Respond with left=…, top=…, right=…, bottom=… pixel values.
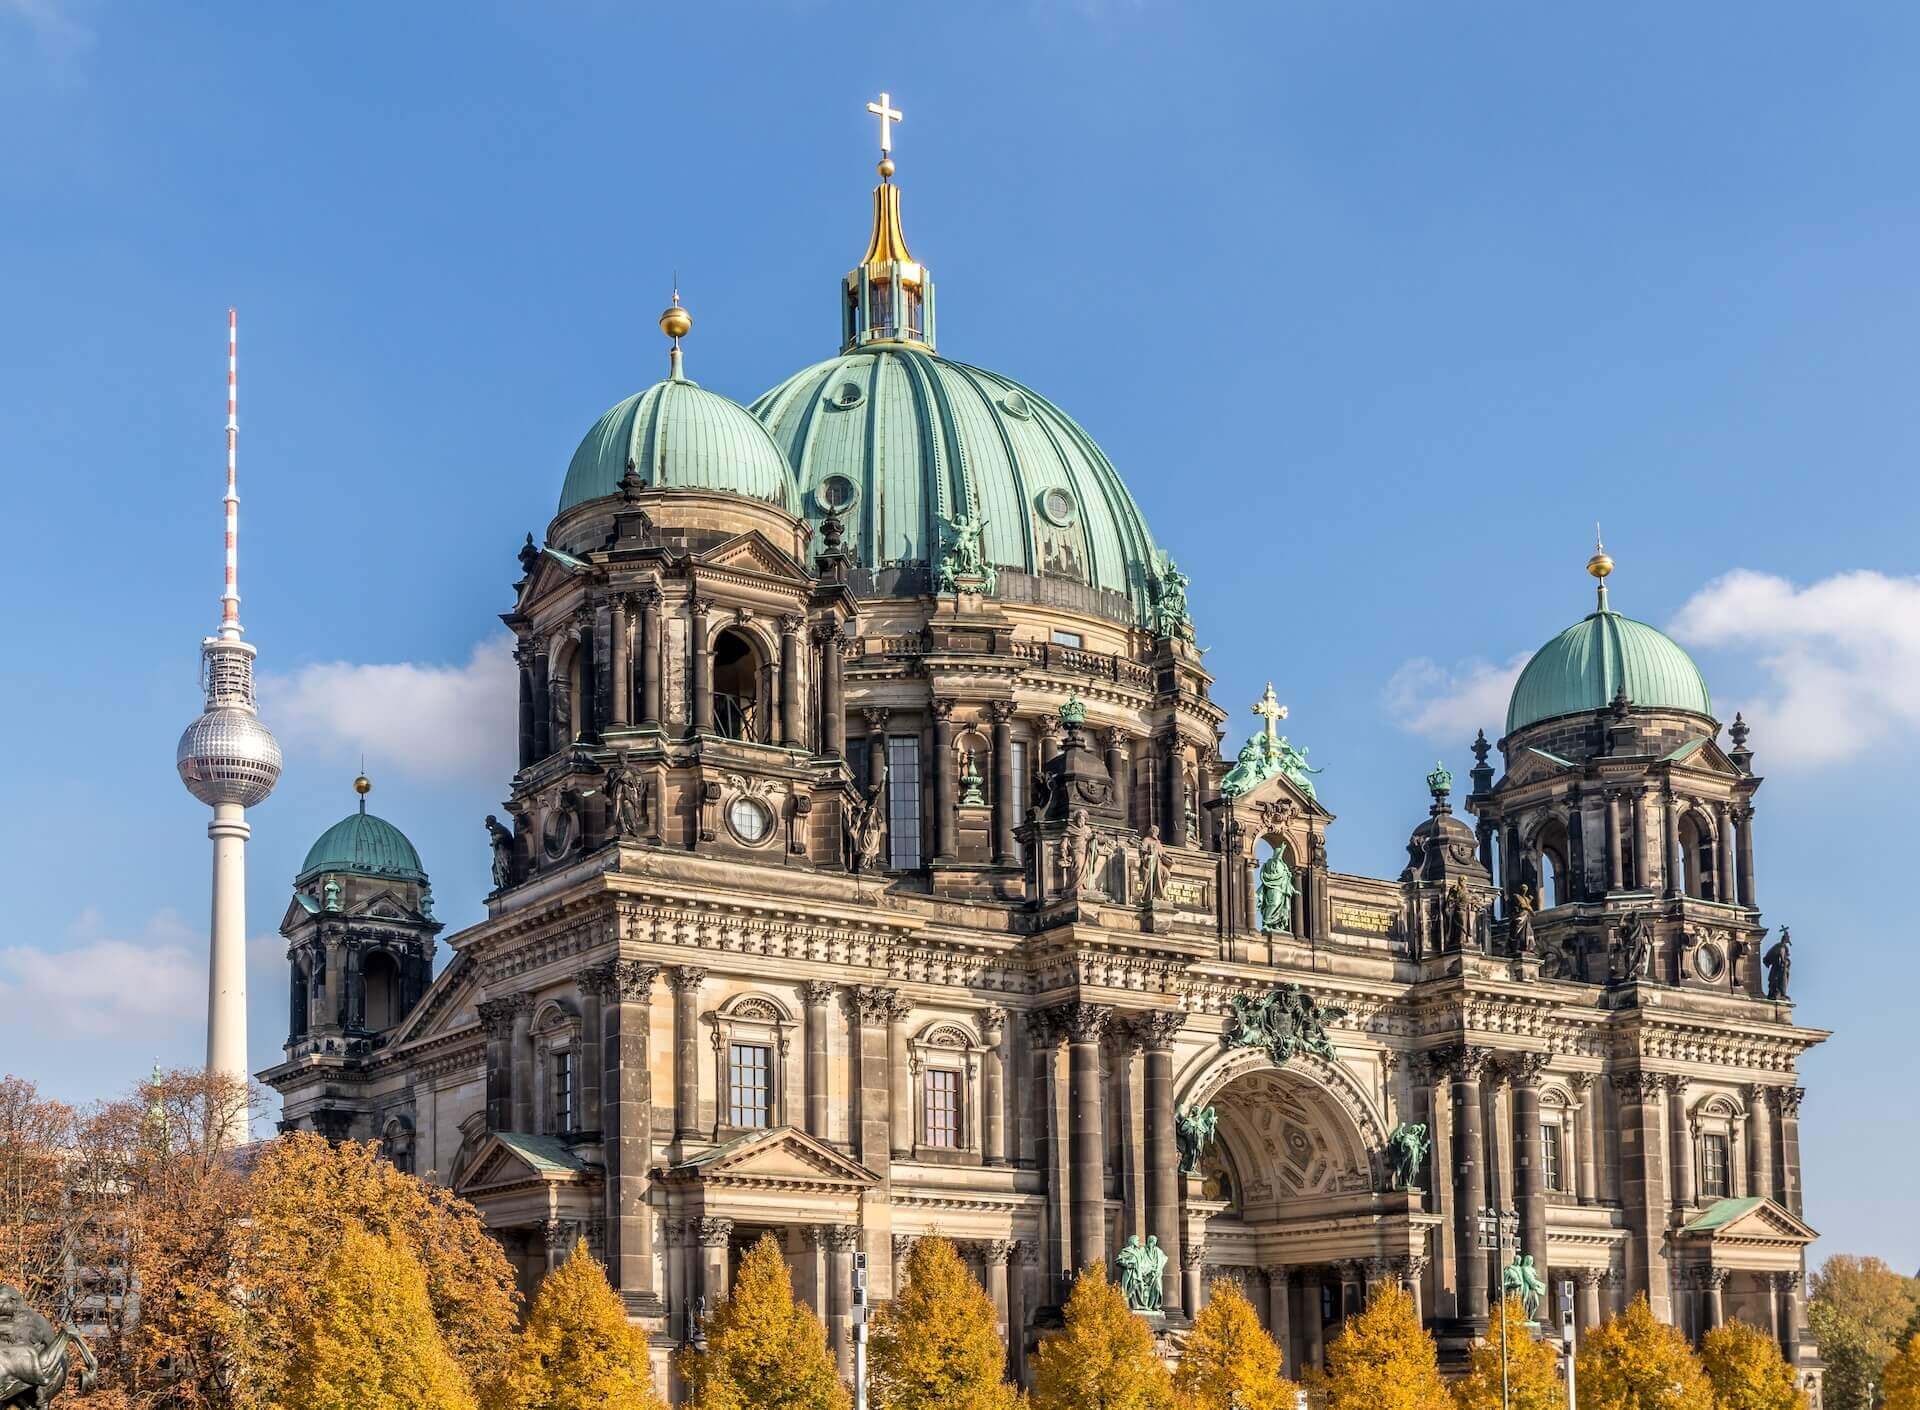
left=1115, top=1234, right=1168, bottom=1313
left=1149, top=557, right=1196, bottom=643
left=1500, top=1253, right=1547, bottom=1322
left=1385, top=1121, right=1430, bottom=1192
left=959, top=752, right=986, bottom=806
left=936, top=511, right=996, bottom=595
left=1221, top=983, right=1347, bottom=1068
left=1175, top=1104, right=1217, bottom=1174
left=1258, top=850, right=1296, bottom=934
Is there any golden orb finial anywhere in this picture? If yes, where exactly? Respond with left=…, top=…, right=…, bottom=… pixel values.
left=878, top=157, right=895, bottom=180
left=658, top=289, right=691, bottom=342
left=354, top=773, right=371, bottom=797
left=1587, top=524, right=1614, bottom=582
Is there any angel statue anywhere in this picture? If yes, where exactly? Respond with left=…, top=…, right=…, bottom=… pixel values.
left=1257, top=850, right=1296, bottom=934
left=1175, top=1104, right=1218, bottom=1175
left=937, top=511, right=997, bottom=595
left=1385, top=1121, right=1431, bottom=1192
left=1500, top=1253, right=1547, bottom=1322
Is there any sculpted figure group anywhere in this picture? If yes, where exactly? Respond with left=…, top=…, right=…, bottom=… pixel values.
left=0, top=1285, right=96, bottom=1409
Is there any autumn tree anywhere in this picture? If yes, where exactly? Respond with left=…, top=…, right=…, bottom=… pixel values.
left=1453, top=1295, right=1564, bottom=1410
left=1809, top=1257, right=1920, bottom=1410
left=679, top=1232, right=848, bottom=1410
left=1881, top=1332, right=1920, bottom=1410
left=1576, top=1295, right=1715, bottom=1410
left=484, top=1237, right=660, bottom=1410
left=1030, top=1265, right=1176, bottom=1410
left=1699, top=1319, right=1805, bottom=1410
left=281, top=1222, right=477, bottom=1410
left=232, top=1132, right=519, bottom=1405
left=0, top=1075, right=78, bottom=1319
left=1174, top=1277, right=1298, bottom=1410
left=1321, top=1282, right=1450, bottom=1410
left=869, top=1235, right=1018, bottom=1410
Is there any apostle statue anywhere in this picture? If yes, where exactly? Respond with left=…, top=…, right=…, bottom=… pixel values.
left=851, top=782, right=888, bottom=874
left=1510, top=884, right=1537, bottom=956
left=1061, top=809, right=1096, bottom=895
left=484, top=815, right=515, bottom=892
left=606, top=752, right=649, bottom=840
left=1763, top=926, right=1792, bottom=1000
left=1444, top=879, right=1473, bottom=951
left=1137, top=826, right=1171, bottom=908
left=1115, top=1234, right=1167, bottom=1313
left=1257, top=850, right=1295, bottom=934
left=1623, top=909, right=1654, bottom=981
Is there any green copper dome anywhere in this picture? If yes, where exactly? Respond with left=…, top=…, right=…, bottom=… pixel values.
left=296, top=805, right=427, bottom=885
left=559, top=374, right=799, bottom=516
left=1506, top=604, right=1712, bottom=736
left=750, top=347, right=1163, bottom=624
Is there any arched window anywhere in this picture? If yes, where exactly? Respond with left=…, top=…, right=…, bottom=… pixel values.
left=532, top=1003, right=582, bottom=1137
left=713, top=629, right=766, bottom=742
left=1534, top=818, right=1571, bottom=907
left=363, top=950, right=401, bottom=1032
left=1678, top=812, right=1716, bottom=900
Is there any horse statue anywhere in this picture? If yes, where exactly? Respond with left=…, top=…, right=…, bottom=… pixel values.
left=0, top=1285, right=97, bottom=1409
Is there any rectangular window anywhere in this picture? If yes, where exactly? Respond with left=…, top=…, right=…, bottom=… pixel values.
left=1050, top=629, right=1083, bottom=648
left=1010, top=740, right=1028, bottom=820
left=1701, top=1133, right=1730, bottom=1199
left=549, top=1050, right=575, bottom=1135
left=924, top=1067, right=959, bottom=1148
left=1540, top=1122, right=1562, bottom=1192
left=887, top=735, right=923, bottom=870
left=727, top=1043, right=772, bottom=1129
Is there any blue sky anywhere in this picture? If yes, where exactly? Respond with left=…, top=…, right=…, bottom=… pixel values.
left=3, top=2, right=1916, bottom=1269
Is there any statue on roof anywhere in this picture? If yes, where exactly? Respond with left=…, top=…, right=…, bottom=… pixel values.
left=605, top=752, right=651, bottom=840
left=1257, top=850, right=1296, bottom=935
left=485, top=815, right=515, bottom=893
left=1764, top=926, right=1792, bottom=1000
left=1511, top=884, right=1538, bottom=956
left=1137, top=826, right=1171, bottom=907
left=1149, top=557, right=1196, bottom=642
left=936, top=510, right=995, bottom=595
left=1623, top=909, right=1654, bottom=980
left=1274, top=737, right=1321, bottom=802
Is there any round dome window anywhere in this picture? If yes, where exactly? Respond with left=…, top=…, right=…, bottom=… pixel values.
left=828, top=381, right=866, bottom=411
left=727, top=796, right=774, bottom=845
left=1001, top=391, right=1033, bottom=420
left=815, top=474, right=860, bottom=515
left=1037, top=487, right=1077, bottom=528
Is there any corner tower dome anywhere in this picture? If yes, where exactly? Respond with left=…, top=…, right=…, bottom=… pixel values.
left=296, top=776, right=427, bottom=886
left=1505, top=543, right=1712, bottom=736
left=557, top=294, right=800, bottom=516
left=751, top=109, right=1166, bottom=628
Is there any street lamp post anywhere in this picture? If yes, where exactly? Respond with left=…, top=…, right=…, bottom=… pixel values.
left=1477, top=1206, right=1522, bottom=1410
left=852, top=1251, right=870, bottom=1410
left=1560, top=1278, right=1578, bottom=1410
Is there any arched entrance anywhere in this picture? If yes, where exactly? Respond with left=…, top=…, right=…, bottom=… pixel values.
left=1179, top=1050, right=1435, bottom=1377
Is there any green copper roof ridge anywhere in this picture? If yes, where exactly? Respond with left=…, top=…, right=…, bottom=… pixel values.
left=954, top=356, right=1040, bottom=572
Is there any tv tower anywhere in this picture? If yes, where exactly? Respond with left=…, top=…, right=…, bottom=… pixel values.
left=175, top=309, right=281, bottom=1145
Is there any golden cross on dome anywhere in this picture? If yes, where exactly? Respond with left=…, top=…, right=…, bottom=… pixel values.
left=866, top=91, right=902, bottom=156
left=1252, top=682, right=1289, bottom=741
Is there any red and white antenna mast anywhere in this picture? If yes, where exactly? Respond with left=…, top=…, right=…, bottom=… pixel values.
left=221, top=307, right=242, bottom=640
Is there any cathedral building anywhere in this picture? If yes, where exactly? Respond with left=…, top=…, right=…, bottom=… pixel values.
left=260, top=106, right=1825, bottom=1397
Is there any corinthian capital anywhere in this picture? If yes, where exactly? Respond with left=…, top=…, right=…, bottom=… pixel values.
left=1132, top=1009, right=1186, bottom=1051
left=1056, top=1002, right=1113, bottom=1044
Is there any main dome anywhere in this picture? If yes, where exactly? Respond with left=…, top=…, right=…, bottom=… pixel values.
left=1506, top=606, right=1712, bottom=736
left=559, top=375, right=799, bottom=516
left=296, top=807, right=427, bottom=886
left=751, top=346, right=1164, bottom=625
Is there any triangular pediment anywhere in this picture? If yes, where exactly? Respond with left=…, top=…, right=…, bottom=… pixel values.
left=697, top=531, right=807, bottom=582
left=663, top=1126, right=880, bottom=1191
left=455, top=1130, right=596, bottom=1195
left=387, top=950, right=477, bottom=1047
left=1679, top=1196, right=1817, bottom=1246
left=1228, top=766, right=1333, bottom=824
left=280, top=893, right=319, bottom=932
left=346, top=886, right=418, bottom=923
left=1664, top=735, right=1740, bottom=777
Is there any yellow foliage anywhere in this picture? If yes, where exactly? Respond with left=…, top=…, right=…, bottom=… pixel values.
left=280, top=1222, right=477, bottom=1410
left=1030, top=1265, right=1176, bottom=1410
left=1322, top=1283, right=1450, bottom=1410
left=1877, top=1332, right=1920, bottom=1410
left=1174, top=1279, right=1298, bottom=1410
left=1453, top=1296, right=1565, bottom=1410
left=870, top=1236, right=1019, bottom=1410
left=679, top=1232, right=849, bottom=1410
left=1575, top=1295, right=1714, bottom=1410
left=484, top=1238, right=660, bottom=1410
left=237, top=1133, right=519, bottom=1404
left=1699, top=1319, right=1804, bottom=1410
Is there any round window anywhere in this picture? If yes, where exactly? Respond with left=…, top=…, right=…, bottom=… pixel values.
left=815, top=474, right=859, bottom=515
left=1037, top=486, right=1077, bottom=527
left=541, top=806, right=575, bottom=860
left=727, top=796, right=774, bottom=845
left=828, top=381, right=866, bottom=410
left=1693, top=943, right=1726, bottom=982
left=1001, top=391, right=1033, bottom=420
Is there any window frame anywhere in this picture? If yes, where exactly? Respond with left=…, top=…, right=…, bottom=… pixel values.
left=727, top=1042, right=773, bottom=1129
left=886, top=734, right=923, bottom=870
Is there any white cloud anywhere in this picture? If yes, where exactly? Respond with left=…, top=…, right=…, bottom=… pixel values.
left=1385, top=652, right=1530, bottom=743
left=262, top=634, right=517, bottom=786
left=0, top=908, right=201, bottom=1040
left=1668, top=569, right=1920, bottom=768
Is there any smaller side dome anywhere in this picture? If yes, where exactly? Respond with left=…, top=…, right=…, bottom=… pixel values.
left=559, top=378, right=799, bottom=515
left=1506, top=609, right=1712, bottom=736
left=297, top=807, right=427, bottom=886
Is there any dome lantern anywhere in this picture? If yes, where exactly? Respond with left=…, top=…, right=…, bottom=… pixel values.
left=843, top=90, right=936, bottom=353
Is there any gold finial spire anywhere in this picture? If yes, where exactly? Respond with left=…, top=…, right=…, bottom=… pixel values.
left=860, top=90, right=913, bottom=267
left=659, top=284, right=691, bottom=380
left=1252, top=682, right=1289, bottom=742
left=354, top=770, right=371, bottom=812
left=1587, top=524, right=1614, bottom=610
left=866, top=90, right=902, bottom=167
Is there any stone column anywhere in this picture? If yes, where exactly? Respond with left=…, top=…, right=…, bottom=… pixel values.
left=688, top=596, right=713, bottom=736
left=1040, top=720, right=1062, bottom=767
left=821, top=1225, right=857, bottom=1377
left=984, top=1240, right=1013, bottom=1347
left=863, top=708, right=890, bottom=793
left=1301, top=1266, right=1325, bottom=1371
left=1266, top=1266, right=1293, bottom=1378
left=1577, top=1268, right=1604, bottom=1332
left=1745, top=1085, right=1775, bottom=1201
left=515, top=641, right=536, bottom=768
left=1010, top=1240, right=1036, bottom=1383
left=990, top=702, right=1017, bottom=864
left=1444, top=1045, right=1493, bottom=1329
left=887, top=993, right=912, bottom=1158
left=981, top=1006, right=1008, bottom=1165
left=609, top=593, right=632, bottom=729
left=1137, top=1009, right=1185, bottom=1318
left=1736, top=806, right=1756, bottom=907
left=1772, top=1271, right=1802, bottom=1360
left=671, top=966, right=706, bottom=1141
left=1629, top=789, right=1649, bottom=890
left=1182, top=1244, right=1206, bottom=1328
left=576, top=968, right=605, bottom=1135
left=1615, top=1070, right=1672, bottom=1319
left=596, top=960, right=659, bottom=1305
left=1164, top=733, right=1190, bottom=847
left=1063, top=1002, right=1112, bottom=1273
left=639, top=589, right=663, bottom=729
left=1711, top=800, right=1733, bottom=903
left=771, top=614, right=802, bottom=748
left=1666, top=1076, right=1696, bottom=1211
left=532, top=648, right=551, bottom=759
left=1663, top=788, right=1682, bottom=898
left=1777, top=1087, right=1805, bottom=1215
left=478, top=997, right=517, bottom=1130
left=698, top=1216, right=733, bottom=1304
left=1103, top=728, right=1127, bottom=824
left=931, top=700, right=957, bottom=863
left=509, top=993, right=535, bottom=1131
left=344, top=941, right=365, bottom=1031
left=818, top=622, right=845, bottom=759
left=1570, top=1073, right=1598, bottom=1203
left=1510, top=1054, right=1550, bottom=1288
left=1702, top=1267, right=1728, bottom=1332
left=1606, top=791, right=1624, bottom=892
left=851, top=987, right=897, bottom=1186
left=802, top=980, right=836, bottom=1140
